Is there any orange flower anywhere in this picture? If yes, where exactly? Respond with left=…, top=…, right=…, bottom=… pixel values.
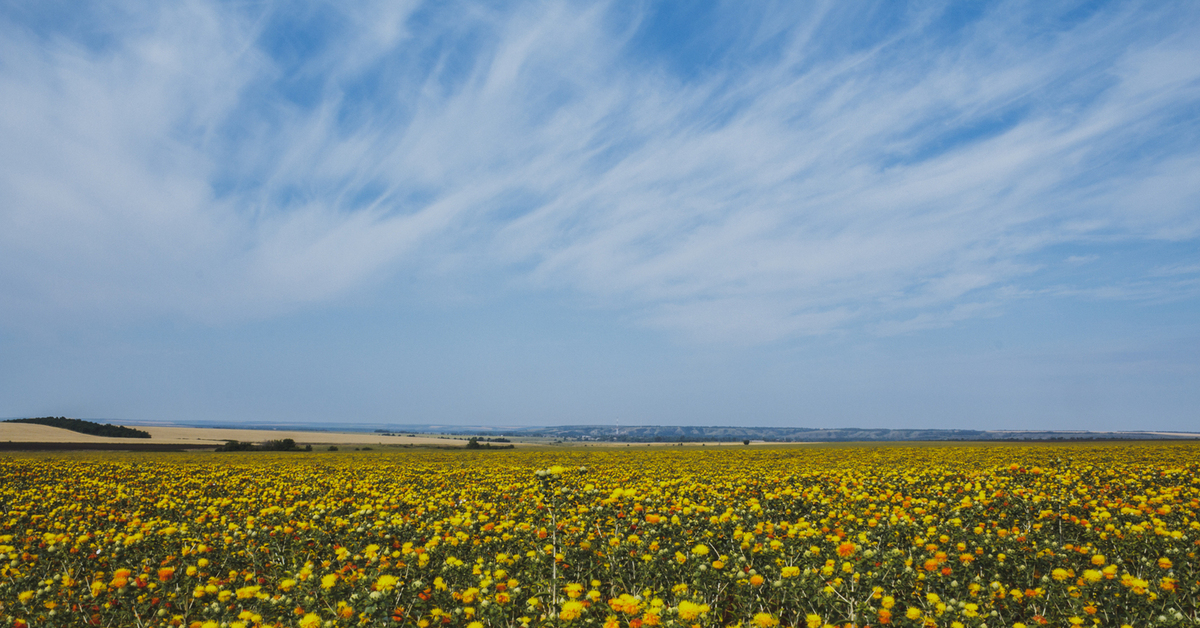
left=157, top=567, right=175, bottom=582
left=837, top=542, right=855, bottom=558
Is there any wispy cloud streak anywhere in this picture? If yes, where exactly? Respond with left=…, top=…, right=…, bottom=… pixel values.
left=1, top=0, right=1197, bottom=341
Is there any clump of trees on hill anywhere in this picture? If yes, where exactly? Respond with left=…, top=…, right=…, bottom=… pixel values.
left=216, top=438, right=311, bottom=452
left=465, top=437, right=514, bottom=450
left=4, top=416, right=150, bottom=438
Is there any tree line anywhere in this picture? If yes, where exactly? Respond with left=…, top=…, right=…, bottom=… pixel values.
left=4, top=416, right=150, bottom=438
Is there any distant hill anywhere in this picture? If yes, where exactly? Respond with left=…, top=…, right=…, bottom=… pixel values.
left=121, top=420, right=1199, bottom=444
left=518, top=425, right=1197, bottom=442
left=400, top=424, right=1198, bottom=443
left=4, top=416, right=151, bottom=439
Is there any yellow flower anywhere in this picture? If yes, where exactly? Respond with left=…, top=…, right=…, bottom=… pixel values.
left=321, top=573, right=338, bottom=589
left=235, top=585, right=260, bottom=599
left=280, top=579, right=297, bottom=591
left=781, top=566, right=800, bottom=578
left=299, top=613, right=321, bottom=628
left=560, top=600, right=586, bottom=621
left=1051, top=568, right=1069, bottom=581
left=906, top=608, right=922, bottom=620
left=752, top=612, right=778, bottom=628
left=691, top=544, right=709, bottom=556
left=375, top=574, right=398, bottom=593
left=677, top=600, right=710, bottom=621
left=805, top=614, right=822, bottom=628
left=18, top=590, right=34, bottom=604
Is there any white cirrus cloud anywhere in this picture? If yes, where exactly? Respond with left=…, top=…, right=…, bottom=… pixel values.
left=1, top=0, right=1197, bottom=341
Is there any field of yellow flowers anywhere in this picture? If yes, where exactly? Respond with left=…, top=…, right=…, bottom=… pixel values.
left=1, top=443, right=1198, bottom=628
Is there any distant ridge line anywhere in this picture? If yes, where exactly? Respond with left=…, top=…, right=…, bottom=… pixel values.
left=69, top=419, right=1200, bottom=443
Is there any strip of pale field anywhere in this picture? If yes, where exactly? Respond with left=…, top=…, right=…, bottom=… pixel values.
left=0, top=423, right=471, bottom=446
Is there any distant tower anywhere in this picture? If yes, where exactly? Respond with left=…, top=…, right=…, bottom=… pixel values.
left=616, top=417, right=620, bottom=439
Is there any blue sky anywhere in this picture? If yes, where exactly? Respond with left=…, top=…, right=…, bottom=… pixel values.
left=1, top=0, right=1198, bottom=430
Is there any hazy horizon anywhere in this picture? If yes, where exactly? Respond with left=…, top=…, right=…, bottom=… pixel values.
left=2, top=1, right=1198, bottom=430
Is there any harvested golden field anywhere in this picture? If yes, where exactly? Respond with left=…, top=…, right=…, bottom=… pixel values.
left=0, top=423, right=472, bottom=448
left=1, top=444, right=1197, bottom=628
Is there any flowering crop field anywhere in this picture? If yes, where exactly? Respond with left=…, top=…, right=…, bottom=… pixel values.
left=1, top=444, right=1198, bottom=628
